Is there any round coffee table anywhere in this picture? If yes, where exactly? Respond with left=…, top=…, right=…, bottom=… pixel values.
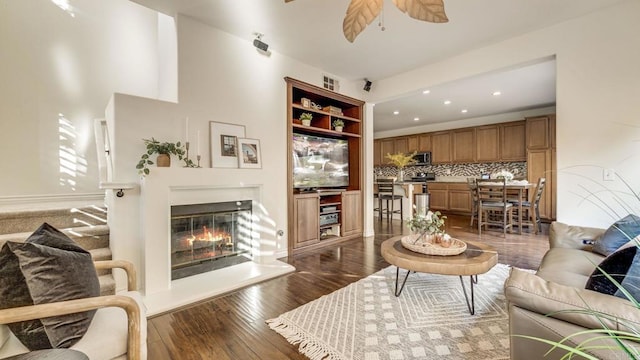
left=381, top=236, right=498, bottom=315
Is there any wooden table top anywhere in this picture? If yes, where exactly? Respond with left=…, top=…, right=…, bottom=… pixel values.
left=381, top=236, right=498, bottom=276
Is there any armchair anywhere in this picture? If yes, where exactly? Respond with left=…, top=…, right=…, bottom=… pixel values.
left=0, top=260, right=147, bottom=360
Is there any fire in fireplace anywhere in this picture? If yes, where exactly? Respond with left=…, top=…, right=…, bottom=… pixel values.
left=170, top=200, right=253, bottom=280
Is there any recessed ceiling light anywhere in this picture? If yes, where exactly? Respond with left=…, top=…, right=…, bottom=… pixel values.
left=492, top=91, right=502, bottom=96
left=413, top=117, right=420, bottom=121
left=393, top=110, right=399, bottom=115
left=443, top=100, right=451, bottom=105
left=422, top=90, right=430, bottom=94
left=461, top=109, right=468, bottom=113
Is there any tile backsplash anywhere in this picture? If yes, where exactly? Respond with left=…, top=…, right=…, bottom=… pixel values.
left=375, top=162, right=527, bottom=179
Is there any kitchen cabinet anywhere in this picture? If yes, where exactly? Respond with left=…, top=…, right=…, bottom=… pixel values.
left=452, top=128, right=475, bottom=163
left=527, top=149, right=552, bottom=220
left=475, top=125, right=500, bottom=162
left=381, top=139, right=394, bottom=164
left=431, top=131, right=452, bottom=163
left=407, top=135, right=419, bottom=153
left=500, top=121, right=526, bottom=161
left=373, top=140, right=381, bottom=165
left=427, top=183, right=448, bottom=211
left=394, top=137, right=409, bottom=155
left=418, top=134, right=431, bottom=152
left=448, top=183, right=473, bottom=213
left=526, top=116, right=550, bottom=149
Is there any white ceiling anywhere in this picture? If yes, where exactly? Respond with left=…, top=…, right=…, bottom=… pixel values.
left=131, top=0, right=625, bottom=132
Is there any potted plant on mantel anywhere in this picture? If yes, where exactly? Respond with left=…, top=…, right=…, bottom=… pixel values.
left=136, top=138, right=195, bottom=176
left=332, top=119, right=344, bottom=132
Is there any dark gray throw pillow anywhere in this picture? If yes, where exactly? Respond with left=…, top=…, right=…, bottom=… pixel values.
left=592, top=214, right=640, bottom=256
left=585, top=244, right=640, bottom=302
left=0, top=222, right=100, bottom=350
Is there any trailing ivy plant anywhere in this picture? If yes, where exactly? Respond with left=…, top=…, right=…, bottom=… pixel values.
left=136, top=138, right=195, bottom=176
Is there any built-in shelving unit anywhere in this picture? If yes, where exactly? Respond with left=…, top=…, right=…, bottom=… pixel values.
left=285, top=77, right=364, bottom=254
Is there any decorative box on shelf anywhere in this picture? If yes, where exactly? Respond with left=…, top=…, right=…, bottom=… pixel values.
left=323, top=106, right=343, bottom=116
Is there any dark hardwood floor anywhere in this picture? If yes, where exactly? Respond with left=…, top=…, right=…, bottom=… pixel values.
left=147, top=214, right=550, bottom=359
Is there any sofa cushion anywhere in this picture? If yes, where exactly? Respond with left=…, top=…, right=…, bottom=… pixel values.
left=585, top=243, right=640, bottom=302
left=592, top=214, right=640, bottom=256
left=0, top=223, right=100, bottom=350
left=536, top=247, right=604, bottom=288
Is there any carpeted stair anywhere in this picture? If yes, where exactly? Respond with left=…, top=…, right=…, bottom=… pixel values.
left=0, top=205, right=115, bottom=295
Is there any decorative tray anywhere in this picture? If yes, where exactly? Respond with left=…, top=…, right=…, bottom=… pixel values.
left=400, top=234, right=467, bottom=256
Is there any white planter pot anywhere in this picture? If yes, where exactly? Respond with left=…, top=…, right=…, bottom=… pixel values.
left=334, top=126, right=343, bottom=132
left=302, top=119, right=311, bottom=126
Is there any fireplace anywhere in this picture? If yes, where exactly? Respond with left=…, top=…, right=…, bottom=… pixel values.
left=170, top=200, right=253, bottom=280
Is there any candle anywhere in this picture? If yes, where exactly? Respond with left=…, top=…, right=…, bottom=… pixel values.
left=196, top=130, right=200, bottom=155
left=185, top=117, right=189, bottom=143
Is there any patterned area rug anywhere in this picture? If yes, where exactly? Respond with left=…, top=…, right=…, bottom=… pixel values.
left=267, top=263, right=514, bottom=360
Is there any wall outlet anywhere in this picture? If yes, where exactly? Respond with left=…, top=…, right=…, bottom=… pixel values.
left=603, top=168, right=616, bottom=181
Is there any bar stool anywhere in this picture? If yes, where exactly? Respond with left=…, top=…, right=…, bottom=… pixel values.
left=377, top=178, right=405, bottom=221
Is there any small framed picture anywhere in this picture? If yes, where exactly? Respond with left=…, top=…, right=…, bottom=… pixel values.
left=210, top=121, right=246, bottom=168
left=301, top=97, right=311, bottom=108
left=220, top=135, right=237, bottom=156
left=237, top=138, right=262, bottom=169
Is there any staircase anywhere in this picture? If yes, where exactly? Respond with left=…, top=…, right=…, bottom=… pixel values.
left=0, top=205, right=115, bottom=295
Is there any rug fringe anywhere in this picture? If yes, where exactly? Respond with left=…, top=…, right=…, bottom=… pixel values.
left=266, top=318, right=343, bottom=360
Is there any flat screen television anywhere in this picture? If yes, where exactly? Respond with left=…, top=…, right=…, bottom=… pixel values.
left=292, top=132, right=349, bottom=189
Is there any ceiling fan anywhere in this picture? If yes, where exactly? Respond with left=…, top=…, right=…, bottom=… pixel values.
left=285, top=0, right=448, bottom=43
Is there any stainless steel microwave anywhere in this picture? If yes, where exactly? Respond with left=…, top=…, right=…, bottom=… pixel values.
left=412, top=152, right=431, bottom=165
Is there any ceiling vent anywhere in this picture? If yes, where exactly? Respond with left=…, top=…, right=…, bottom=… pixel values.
left=323, top=75, right=340, bottom=92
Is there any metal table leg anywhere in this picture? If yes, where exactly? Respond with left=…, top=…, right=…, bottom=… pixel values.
left=394, top=267, right=412, bottom=297
left=459, top=274, right=478, bottom=315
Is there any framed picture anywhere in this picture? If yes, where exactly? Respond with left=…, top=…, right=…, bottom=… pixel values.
left=237, top=138, right=262, bottom=169
left=301, top=97, right=311, bottom=108
left=210, top=121, right=246, bottom=168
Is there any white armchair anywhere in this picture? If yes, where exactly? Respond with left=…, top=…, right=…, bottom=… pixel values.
left=0, top=260, right=147, bottom=360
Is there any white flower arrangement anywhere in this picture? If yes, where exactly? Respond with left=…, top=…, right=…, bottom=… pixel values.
left=493, top=169, right=514, bottom=181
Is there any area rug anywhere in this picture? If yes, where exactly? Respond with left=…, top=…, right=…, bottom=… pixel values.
left=267, top=263, right=515, bottom=360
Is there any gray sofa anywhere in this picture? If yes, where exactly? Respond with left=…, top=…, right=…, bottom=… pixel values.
left=504, top=222, right=640, bottom=359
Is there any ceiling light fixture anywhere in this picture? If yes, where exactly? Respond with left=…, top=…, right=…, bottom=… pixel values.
left=444, top=100, right=451, bottom=105
left=414, top=117, right=420, bottom=121
left=285, top=0, right=448, bottom=43
left=461, top=109, right=468, bottom=113
left=393, top=111, right=400, bottom=115
left=492, top=91, right=502, bottom=96
left=422, top=90, right=431, bottom=94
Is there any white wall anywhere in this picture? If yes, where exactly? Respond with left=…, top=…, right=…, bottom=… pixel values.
left=369, top=0, right=640, bottom=228
left=0, top=0, right=161, bottom=198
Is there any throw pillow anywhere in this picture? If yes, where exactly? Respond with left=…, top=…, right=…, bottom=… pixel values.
left=585, top=244, right=640, bottom=302
left=592, top=214, right=640, bottom=256
left=0, top=222, right=100, bottom=350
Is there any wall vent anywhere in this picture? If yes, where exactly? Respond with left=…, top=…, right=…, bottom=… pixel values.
left=323, top=75, right=340, bottom=92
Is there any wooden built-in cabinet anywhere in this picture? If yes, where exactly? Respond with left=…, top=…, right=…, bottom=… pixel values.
left=286, top=77, right=364, bottom=254
left=431, top=132, right=452, bottom=163
left=427, top=183, right=448, bottom=211
left=476, top=125, right=500, bottom=162
left=427, top=182, right=473, bottom=215
left=452, top=128, right=475, bottom=163
left=526, top=115, right=556, bottom=221
left=500, top=121, right=527, bottom=161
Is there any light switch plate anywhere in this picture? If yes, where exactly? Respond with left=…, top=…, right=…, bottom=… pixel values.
left=603, top=168, right=616, bottom=181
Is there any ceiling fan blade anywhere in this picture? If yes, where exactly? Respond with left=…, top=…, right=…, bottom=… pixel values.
left=343, top=0, right=383, bottom=43
left=393, top=0, right=449, bottom=23
left=284, top=0, right=295, bottom=2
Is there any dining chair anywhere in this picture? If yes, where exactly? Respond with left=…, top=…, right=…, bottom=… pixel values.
left=510, top=177, right=546, bottom=234
left=467, top=178, right=478, bottom=227
left=377, top=178, right=405, bottom=221
left=476, top=178, right=513, bottom=236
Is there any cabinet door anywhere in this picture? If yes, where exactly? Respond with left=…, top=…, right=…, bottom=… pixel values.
left=373, top=140, right=381, bottom=166
left=527, top=149, right=552, bottom=220
left=526, top=116, right=550, bottom=149
left=394, top=137, right=409, bottom=154
left=341, top=191, right=362, bottom=237
left=476, top=125, right=499, bottom=162
left=431, top=132, right=451, bottom=163
left=500, top=121, right=526, bottom=161
left=381, top=139, right=394, bottom=164
left=407, top=136, right=419, bottom=153
left=448, top=188, right=472, bottom=213
left=418, top=134, right=431, bottom=152
left=293, top=194, right=320, bottom=248
left=452, top=129, right=475, bottom=163
left=427, top=183, right=448, bottom=211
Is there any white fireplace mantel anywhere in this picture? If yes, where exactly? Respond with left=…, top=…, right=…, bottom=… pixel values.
left=139, top=168, right=294, bottom=315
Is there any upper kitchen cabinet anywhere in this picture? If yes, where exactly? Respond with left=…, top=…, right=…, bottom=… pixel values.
left=500, top=121, right=526, bottom=161
left=475, top=125, right=500, bottom=162
left=394, top=137, right=409, bottom=155
left=418, top=134, right=431, bottom=152
left=380, top=139, right=394, bottom=164
left=526, top=116, right=551, bottom=149
left=373, top=140, right=382, bottom=165
left=452, top=128, right=475, bottom=163
left=431, top=131, right=452, bottom=163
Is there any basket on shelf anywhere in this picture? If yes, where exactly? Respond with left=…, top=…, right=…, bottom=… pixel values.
left=400, top=234, right=467, bottom=256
